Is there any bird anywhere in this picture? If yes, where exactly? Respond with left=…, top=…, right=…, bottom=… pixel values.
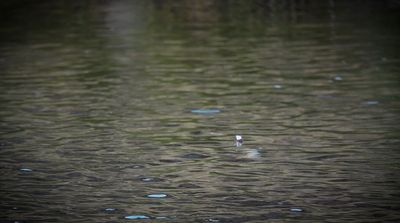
left=235, top=135, right=243, bottom=147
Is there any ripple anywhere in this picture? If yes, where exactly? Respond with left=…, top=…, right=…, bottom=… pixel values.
left=190, top=109, right=221, bottom=114
left=147, top=194, right=167, bottom=198
left=364, top=100, right=379, bottom=105
left=180, top=153, right=210, bottom=159
left=125, top=215, right=150, bottom=220
left=19, top=168, right=33, bottom=172
left=290, top=208, right=304, bottom=212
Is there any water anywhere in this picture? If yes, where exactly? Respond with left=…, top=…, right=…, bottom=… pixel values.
left=1, top=1, right=400, bottom=222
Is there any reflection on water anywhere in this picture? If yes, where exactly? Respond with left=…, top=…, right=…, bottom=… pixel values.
left=1, top=0, right=400, bottom=222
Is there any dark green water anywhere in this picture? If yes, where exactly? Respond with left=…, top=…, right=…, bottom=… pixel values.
left=1, top=1, right=400, bottom=222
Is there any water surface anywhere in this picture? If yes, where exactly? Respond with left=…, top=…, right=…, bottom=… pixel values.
left=1, top=1, right=400, bottom=222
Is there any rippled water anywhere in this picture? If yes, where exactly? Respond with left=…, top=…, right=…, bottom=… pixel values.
left=1, top=1, right=400, bottom=222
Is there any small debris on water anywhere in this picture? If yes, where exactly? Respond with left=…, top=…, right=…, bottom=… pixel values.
left=19, top=168, right=32, bottom=172
left=147, top=193, right=167, bottom=198
left=191, top=109, right=221, bottom=114
left=125, top=215, right=150, bottom=220
left=290, top=208, right=303, bottom=212
left=273, top=84, right=282, bottom=89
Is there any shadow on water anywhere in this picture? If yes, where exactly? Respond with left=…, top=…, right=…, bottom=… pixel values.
left=0, top=0, right=400, bottom=222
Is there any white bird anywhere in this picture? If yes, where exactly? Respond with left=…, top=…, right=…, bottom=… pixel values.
left=235, top=135, right=243, bottom=147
